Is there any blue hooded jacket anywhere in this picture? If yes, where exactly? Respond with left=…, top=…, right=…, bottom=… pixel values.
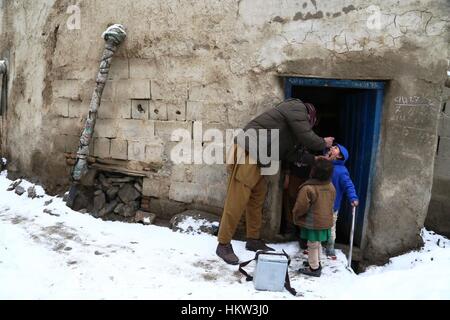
left=332, top=144, right=358, bottom=212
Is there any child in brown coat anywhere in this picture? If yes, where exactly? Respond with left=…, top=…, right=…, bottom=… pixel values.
left=293, top=158, right=336, bottom=277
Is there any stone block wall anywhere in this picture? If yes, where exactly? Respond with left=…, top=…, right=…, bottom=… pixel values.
left=49, top=53, right=240, bottom=218
left=426, top=87, right=450, bottom=237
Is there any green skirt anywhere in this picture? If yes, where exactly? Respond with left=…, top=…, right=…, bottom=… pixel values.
left=300, top=228, right=331, bottom=242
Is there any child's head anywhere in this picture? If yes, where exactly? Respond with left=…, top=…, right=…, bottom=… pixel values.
left=311, top=158, right=334, bottom=181
left=328, top=144, right=344, bottom=160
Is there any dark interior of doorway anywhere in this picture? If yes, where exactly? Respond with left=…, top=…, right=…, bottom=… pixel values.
left=281, top=85, right=375, bottom=247
left=294, top=86, right=361, bottom=145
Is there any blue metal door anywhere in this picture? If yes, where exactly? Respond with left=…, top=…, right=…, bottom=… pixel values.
left=337, top=90, right=383, bottom=246
left=285, top=77, right=384, bottom=247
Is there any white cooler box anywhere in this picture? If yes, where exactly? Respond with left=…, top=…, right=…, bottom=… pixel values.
left=253, top=252, right=289, bottom=292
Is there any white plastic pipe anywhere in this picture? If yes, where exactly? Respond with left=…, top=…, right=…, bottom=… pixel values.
left=347, top=206, right=356, bottom=269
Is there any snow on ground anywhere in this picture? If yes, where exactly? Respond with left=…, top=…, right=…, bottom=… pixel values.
left=0, top=171, right=449, bottom=300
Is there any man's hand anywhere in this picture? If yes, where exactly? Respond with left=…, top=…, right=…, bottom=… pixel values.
left=315, top=155, right=331, bottom=161
left=351, top=200, right=359, bottom=207
left=324, top=137, right=335, bottom=148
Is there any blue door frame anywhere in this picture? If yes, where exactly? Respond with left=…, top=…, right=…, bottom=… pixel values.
left=284, top=77, right=385, bottom=247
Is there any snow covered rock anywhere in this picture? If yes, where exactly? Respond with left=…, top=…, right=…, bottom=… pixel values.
left=7, top=179, right=22, bottom=191
left=27, top=186, right=37, bottom=199
left=170, top=210, right=220, bottom=235
left=15, top=185, right=26, bottom=196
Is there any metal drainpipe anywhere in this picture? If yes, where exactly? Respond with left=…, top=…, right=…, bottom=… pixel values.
left=0, top=59, right=7, bottom=116
left=0, top=59, right=6, bottom=160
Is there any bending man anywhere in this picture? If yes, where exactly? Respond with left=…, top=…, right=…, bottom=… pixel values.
left=216, top=98, right=334, bottom=265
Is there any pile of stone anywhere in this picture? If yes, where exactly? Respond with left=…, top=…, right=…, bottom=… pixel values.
left=92, top=172, right=143, bottom=220
left=64, top=169, right=158, bottom=225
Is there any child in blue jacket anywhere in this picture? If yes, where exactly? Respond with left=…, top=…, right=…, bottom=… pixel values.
left=326, top=144, right=359, bottom=258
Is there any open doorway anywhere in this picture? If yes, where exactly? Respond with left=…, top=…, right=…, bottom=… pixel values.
left=282, top=77, right=385, bottom=250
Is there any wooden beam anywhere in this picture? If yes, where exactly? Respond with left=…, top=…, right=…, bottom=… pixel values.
left=90, top=163, right=148, bottom=177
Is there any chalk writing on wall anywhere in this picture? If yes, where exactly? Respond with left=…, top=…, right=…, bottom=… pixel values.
left=394, top=96, right=431, bottom=107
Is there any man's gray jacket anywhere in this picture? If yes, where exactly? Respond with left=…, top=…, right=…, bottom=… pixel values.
left=236, top=98, right=325, bottom=167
